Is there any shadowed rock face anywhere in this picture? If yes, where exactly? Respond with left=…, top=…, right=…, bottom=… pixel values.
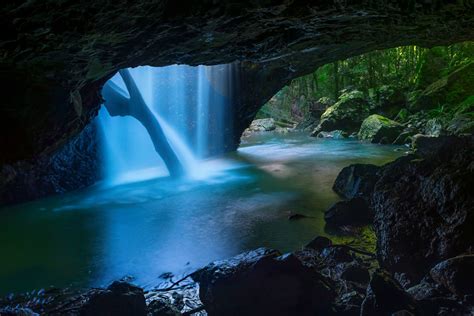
left=1, top=1, right=474, bottom=165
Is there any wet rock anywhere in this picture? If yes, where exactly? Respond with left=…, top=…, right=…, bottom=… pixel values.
left=372, top=136, right=474, bottom=283
left=148, top=297, right=182, bottom=316
left=324, top=197, right=372, bottom=226
left=311, top=90, right=369, bottom=136
left=358, top=114, right=403, bottom=144
left=430, top=255, right=474, bottom=298
left=316, top=130, right=348, bottom=139
left=332, top=164, right=380, bottom=200
left=360, top=269, right=417, bottom=316
left=304, top=236, right=332, bottom=251
left=80, top=281, right=147, bottom=316
left=192, top=247, right=336, bottom=316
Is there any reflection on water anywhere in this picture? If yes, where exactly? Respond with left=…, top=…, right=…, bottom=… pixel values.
left=0, top=133, right=405, bottom=294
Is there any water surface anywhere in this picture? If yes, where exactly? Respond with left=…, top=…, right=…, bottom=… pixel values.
left=0, top=133, right=405, bottom=295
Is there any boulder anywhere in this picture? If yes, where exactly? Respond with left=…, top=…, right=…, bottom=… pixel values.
left=358, top=114, right=403, bottom=144
left=192, top=247, right=336, bottom=316
left=248, top=118, right=276, bottom=132
left=360, top=269, right=418, bottom=316
left=332, top=164, right=380, bottom=200
left=430, top=255, right=474, bottom=298
left=311, top=90, right=369, bottom=136
left=80, top=281, right=147, bottom=316
left=372, top=136, right=474, bottom=284
left=324, top=197, right=372, bottom=226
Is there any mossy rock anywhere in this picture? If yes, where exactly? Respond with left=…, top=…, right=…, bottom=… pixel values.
left=311, top=90, right=369, bottom=136
left=358, top=114, right=403, bottom=144
left=411, top=62, right=474, bottom=112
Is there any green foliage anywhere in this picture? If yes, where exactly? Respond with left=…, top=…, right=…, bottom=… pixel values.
left=258, top=42, right=474, bottom=122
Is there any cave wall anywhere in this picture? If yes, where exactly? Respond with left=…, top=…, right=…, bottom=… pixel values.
left=1, top=0, right=473, bottom=166
left=0, top=123, right=100, bottom=206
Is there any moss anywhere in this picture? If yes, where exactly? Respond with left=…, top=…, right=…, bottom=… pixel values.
left=412, top=62, right=474, bottom=112
left=358, top=114, right=402, bottom=143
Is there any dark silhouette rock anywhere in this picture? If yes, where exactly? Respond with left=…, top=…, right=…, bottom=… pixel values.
left=360, top=269, right=417, bottom=316
left=80, top=281, right=147, bottom=316
left=192, top=247, right=336, bottom=316
left=332, top=164, right=380, bottom=200
left=0, top=123, right=99, bottom=206
left=324, top=197, right=372, bottom=226
left=430, top=255, right=474, bottom=298
left=372, top=136, right=474, bottom=284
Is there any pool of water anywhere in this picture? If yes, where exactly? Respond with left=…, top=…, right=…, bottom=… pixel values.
left=0, top=132, right=405, bottom=295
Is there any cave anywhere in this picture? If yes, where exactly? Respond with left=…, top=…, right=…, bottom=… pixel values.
left=1, top=1, right=473, bottom=315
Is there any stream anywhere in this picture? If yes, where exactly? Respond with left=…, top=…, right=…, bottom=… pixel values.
left=0, top=132, right=405, bottom=295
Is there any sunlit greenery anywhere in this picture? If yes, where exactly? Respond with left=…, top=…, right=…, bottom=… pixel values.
left=259, top=42, right=474, bottom=122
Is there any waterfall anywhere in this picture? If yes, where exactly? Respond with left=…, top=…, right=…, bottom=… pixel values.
left=98, top=63, right=238, bottom=185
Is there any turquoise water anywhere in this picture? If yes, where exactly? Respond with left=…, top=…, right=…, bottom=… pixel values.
left=0, top=133, right=404, bottom=295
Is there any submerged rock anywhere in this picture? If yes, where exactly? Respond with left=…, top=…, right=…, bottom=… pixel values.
left=358, top=114, right=403, bottom=144
left=192, top=247, right=336, bottom=316
left=324, top=197, right=372, bottom=226
left=332, top=164, right=380, bottom=200
left=311, top=90, right=369, bottom=136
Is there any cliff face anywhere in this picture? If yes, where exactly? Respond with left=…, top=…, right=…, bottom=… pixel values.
left=1, top=1, right=473, bottom=165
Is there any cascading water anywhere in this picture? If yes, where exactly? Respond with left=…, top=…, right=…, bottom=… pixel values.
left=98, top=63, right=239, bottom=185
